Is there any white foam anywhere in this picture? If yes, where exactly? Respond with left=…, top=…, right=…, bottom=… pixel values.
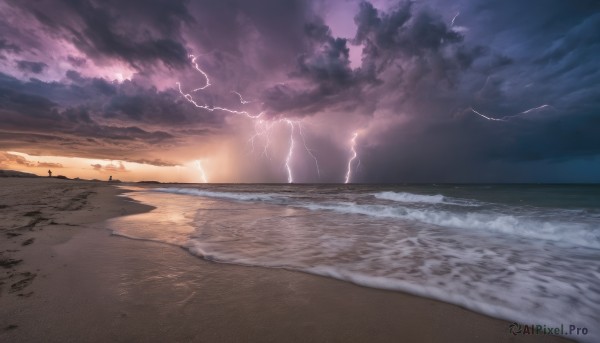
left=374, top=191, right=446, bottom=204
left=374, top=191, right=479, bottom=206
left=153, top=188, right=279, bottom=202
left=109, top=189, right=600, bottom=343
left=302, top=266, right=598, bottom=343
left=300, top=202, right=600, bottom=250
left=150, top=187, right=600, bottom=249
left=182, top=235, right=600, bottom=343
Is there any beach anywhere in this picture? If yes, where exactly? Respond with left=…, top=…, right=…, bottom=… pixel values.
left=0, top=178, right=577, bottom=342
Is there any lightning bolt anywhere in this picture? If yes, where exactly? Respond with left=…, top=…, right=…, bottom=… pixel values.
left=451, top=12, right=460, bottom=26
left=450, top=11, right=468, bottom=33
left=285, top=119, right=295, bottom=183
left=519, top=104, right=552, bottom=114
left=176, top=82, right=264, bottom=119
left=469, top=104, right=552, bottom=122
left=247, top=119, right=276, bottom=158
left=196, top=160, right=208, bottom=183
left=344, top=132, right=359, bottom=184
left=245, top=118, right=319, bottom=183
left=179, top=55, right=321, bottom=183
left=232, top=91, right=252, bottom=104
left=247, top=120, right=264, bottom=154
left=469, top=107, right=506, bottom=121
left=189, top=55, right=211, bottom=91
left=177, top=55, right=263, bottom=119
left=298, top=123, right=320, bottom=179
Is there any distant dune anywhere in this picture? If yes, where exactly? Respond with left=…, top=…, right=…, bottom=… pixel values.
left=0, top=170, right=39, bottom=178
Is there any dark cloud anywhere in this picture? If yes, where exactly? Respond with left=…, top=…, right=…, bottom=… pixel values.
left=260, top=20, right=367, bottom=116
left=0, top=71, right=222, bottom=126
left=103, top=81, right=220, bottom=125
left=171, top=0, right=361, bottom=119
left=296, top=34, right=353, bottom=85
left=0, top=0, right=598, bottom=181
left=0, top=72, right=221, bottom=165
left=65, top=70, right=85, bottom=83
left=67, top=55, right=87, bottom=67
left=0, top=38, right=21, bottom=57
left=352, top=1, right=467, bottom=87
left=331, top=0, right=600, bottom=182
left=260, top=0, right=470, bottom=117
left=6, top=0, right=193, bottom=69
left=357, top=105, right=600, bottom=182
left=185, top=0, right=314, bottom=63
left=16, top=60, right=48, bottom=74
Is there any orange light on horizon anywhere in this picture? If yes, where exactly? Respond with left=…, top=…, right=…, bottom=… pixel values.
left=0, top=151, right=210, bottom=183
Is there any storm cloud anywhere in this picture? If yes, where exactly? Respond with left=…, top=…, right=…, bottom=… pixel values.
left=6, top=0, right=192, bottom=69
left=0, top=72, right=219, bottom=165
left=0, top=0, right=598, bottom=182
left=16, top=60, right=48, bottom=74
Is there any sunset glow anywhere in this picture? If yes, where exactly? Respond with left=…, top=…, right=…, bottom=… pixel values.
left=0, top=151, right=211, bottom=183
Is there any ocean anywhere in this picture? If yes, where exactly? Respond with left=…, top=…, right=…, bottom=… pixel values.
left=108, top=184, right=600, bottom=341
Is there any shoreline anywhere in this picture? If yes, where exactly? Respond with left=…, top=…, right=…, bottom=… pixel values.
left=0, top=179, right=572, bottom=342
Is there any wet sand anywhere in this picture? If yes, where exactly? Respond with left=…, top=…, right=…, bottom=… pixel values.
left=0, top=178, right=571, bottom=342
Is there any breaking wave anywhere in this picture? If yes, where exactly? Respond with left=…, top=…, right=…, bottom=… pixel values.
left=153, top=188, right=280, bottom=202
left=300, top=202, right=600, bottom=250
left=374, top=191, right=446, bottom=203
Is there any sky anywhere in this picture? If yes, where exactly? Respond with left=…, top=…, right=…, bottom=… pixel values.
left=0, top=0, right=599, bottom=183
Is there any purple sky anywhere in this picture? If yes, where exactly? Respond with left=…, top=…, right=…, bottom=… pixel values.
left=1, top=0, right=599, bottom=182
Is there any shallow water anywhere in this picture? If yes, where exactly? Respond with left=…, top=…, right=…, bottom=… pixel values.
left=108, top=184, right=600, bottom=342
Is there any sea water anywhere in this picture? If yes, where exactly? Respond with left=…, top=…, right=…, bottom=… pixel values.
left=108, top=184, right=600, bottom=342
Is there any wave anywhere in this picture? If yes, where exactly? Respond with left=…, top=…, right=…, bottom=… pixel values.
left=374, top=191, right=445, bottom=204
left=149, top=187, right=599, bottom=249
left=110, top=188, right=600, bottom=343
left=374, top=191, right=479, bottom=206
left=301, top=202, right=600, bottom=250
left=153, top=188, right=280, bottom=202
left=154, top=188, right=475, bottom=206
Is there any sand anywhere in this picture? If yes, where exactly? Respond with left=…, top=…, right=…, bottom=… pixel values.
left=0, top=178, right=572, bottom=342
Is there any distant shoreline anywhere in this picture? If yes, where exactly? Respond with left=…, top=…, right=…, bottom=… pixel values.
left=3, top=169, right=600, bottom=185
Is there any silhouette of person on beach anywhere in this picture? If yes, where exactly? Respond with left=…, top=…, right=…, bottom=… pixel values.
left=109, top=175, right=112, bottom=182
left=48, top=170, right=52, bottom=177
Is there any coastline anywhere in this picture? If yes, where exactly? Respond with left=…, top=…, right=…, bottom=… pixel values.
left=0, top=179, right=572, bottom=342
